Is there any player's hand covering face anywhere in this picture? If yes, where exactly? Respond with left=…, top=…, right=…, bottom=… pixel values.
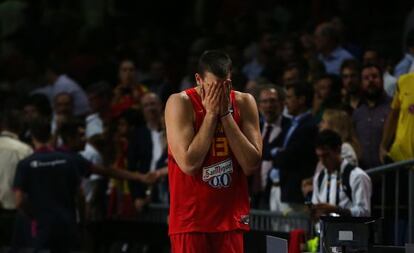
left=199, top=72, right=232, bottom=116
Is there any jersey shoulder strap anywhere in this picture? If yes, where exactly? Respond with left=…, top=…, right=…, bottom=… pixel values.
left=341, top=163, right=355, bottom=202
left=317, top=163, right=355, bottom=202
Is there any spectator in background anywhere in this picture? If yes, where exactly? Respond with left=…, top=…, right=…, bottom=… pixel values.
left=269, top=82, right=318, bottom=213
left=0, top=111, right=33, bottom=245
left=312, top=74, right=342, bottom=122
left=80, top=134, right=106, bottom=220
left=302, top=109, right=361, bottom=201
left=142, top=59, right=174, bottom=103
left=111, top=59, right=148, bottom=118
left=311, top=130, right=371, bottom=219
left=13, top=117, right=80, bottom=253
left=340, top=59, right=362, bottom=112
left=282, top=62, right=307, bottom=88
left=275, top=36, right=304, bottom=65
left=314, top=22, right=354, bottom=75
left=16, top=117, right=145, bottom=252
left=85, top=81, right=112, bottom=138
left=128, top=93, right=166, bottom=212
left=21, top=94, right=52, bottom=143
left=51, top=92, right=74, bottom=134
left=35, top=60, right=90, bottom=116
left=106, top=113, right=137, bottom=218
left=381, top=72, right=414, bottom=163
left=319, top=109, right=361, bottom=165
left=307, top=58, right=326, bottom=84
left=251, top=85, right=290, bottom=209
left=394, top=29, right=414, bottom=79
left=353, top=64, right=391, bottom=169
left=243, top=31, right=275, bottom=81
left=363, top=47, right=397, bottom=97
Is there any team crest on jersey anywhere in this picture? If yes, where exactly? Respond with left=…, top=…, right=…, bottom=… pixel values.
left=202, top=159, right=233, bottom=188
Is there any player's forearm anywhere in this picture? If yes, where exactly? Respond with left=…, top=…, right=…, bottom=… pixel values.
left=381, top=109, right=399, bottom=149
left=180, top=113, right=217, bottom=174
left=91, top=165, right=145, bottom=182
left=221, top=115, right=261, bottom=175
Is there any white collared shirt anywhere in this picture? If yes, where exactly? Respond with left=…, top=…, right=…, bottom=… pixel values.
left=85, top=113, right=103, bottom=138
left=260, top=116, right=282, bottom=189
left=0, top=131, right=33, bottom=209
left=149, top=128, right=165, bottom=171
left=312, top=160, right=372, bottom=217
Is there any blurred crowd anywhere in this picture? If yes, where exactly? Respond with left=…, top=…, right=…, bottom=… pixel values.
left=1, top=0, right=414, bottom=249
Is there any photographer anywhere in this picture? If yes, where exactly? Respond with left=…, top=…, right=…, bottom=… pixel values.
left=311, top=130, right=372, bottom=220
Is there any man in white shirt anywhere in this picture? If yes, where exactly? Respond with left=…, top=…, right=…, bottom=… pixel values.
left=0, top=111, right=33, bottom=210
left=0, top=111, right=32, bottom=245
left=128, top=93, right=167, bottom=210
left=311, top=130, right=372, bottom=220
left=251, top=85, right=290, bottom=209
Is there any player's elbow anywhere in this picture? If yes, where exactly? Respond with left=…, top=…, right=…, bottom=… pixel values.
left=179, top=164, right=199, bottom=176
left=178, top=158, right=202, bottom=176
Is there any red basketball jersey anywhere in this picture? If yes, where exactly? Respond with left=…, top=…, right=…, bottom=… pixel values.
left=168, top=88, right=250, bottom=235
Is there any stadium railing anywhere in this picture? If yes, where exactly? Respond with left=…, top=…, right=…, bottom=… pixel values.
left=365, top=159, right=414, bottom=245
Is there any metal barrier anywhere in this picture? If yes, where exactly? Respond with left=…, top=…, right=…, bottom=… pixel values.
left=249, top=209, right=310, bottom=233
left=365, top=159, right=414, bottom=245
left=136, top=203, right=310, bottom=233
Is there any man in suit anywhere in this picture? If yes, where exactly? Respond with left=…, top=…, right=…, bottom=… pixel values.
left=128, top=92, right=167, bottom=211
left=251, top=85, right=290, bottom=209
left=269, top=82, right=318, bottom=213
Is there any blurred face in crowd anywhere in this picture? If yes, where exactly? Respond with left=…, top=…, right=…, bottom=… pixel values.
left=117, top=118, right=129, bottom=137
left=259, top=88, right=283, bottom=123
left=277, top=41, right=295, bottom=62
left=119, top=60, right=137, bottom=86
left=316, top=146, right=341, bottom=173
left=88, top=93, right=102, bottom=112
left=315, top=77, right=332, bottom=100
left=54, top=93, right=73, bottom=115
left=150, top=61, right=166, bottom=82
left=141, top=93, right=163, bottom=124
left=88, top=93, right=107, bottom=113
left=314, top=24, right=329, bottom=53
left=283, top=68, right=300, bottom=88
left=319, top=116, right=331, bottom=131
left=361, top=67, right=383, bottom=101
left=260, top=33, right=274, bottom=53
left=341, top=67, right=360, bottom=95
left=23, top=105, right=40, bottom=123
left=64, top=124, right=86, bottom=151
left=363, top=50, right=380, bottom=65
left=285, top=87, right=305, bottom=116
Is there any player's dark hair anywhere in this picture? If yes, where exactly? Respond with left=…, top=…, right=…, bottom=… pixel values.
left=197, top=50, right=232, bottom=79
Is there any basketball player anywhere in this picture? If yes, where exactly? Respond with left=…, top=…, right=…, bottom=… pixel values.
left=165, top=50, right=262, bottom=253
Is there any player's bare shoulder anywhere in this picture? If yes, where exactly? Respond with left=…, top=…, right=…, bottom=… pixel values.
left=233, top=90, right=257, bottom=110
left=165, top=91, right=194, bottom=121
left=166, top=91, right=190, bottom=105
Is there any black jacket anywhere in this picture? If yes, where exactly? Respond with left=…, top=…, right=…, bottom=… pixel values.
left=272, top=113, right=318, bottom=204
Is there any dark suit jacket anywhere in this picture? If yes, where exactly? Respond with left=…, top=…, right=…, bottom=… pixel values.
left=257, top=115, right=291, bottom=209
left=272, top=113, right=318, bottom=204
left=127, top=126, right=167, bottom=200
left=261, top=116, right=292, bottom=162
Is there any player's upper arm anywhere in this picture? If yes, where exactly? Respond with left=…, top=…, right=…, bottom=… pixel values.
left=165, top=93, right=196, bottom=171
